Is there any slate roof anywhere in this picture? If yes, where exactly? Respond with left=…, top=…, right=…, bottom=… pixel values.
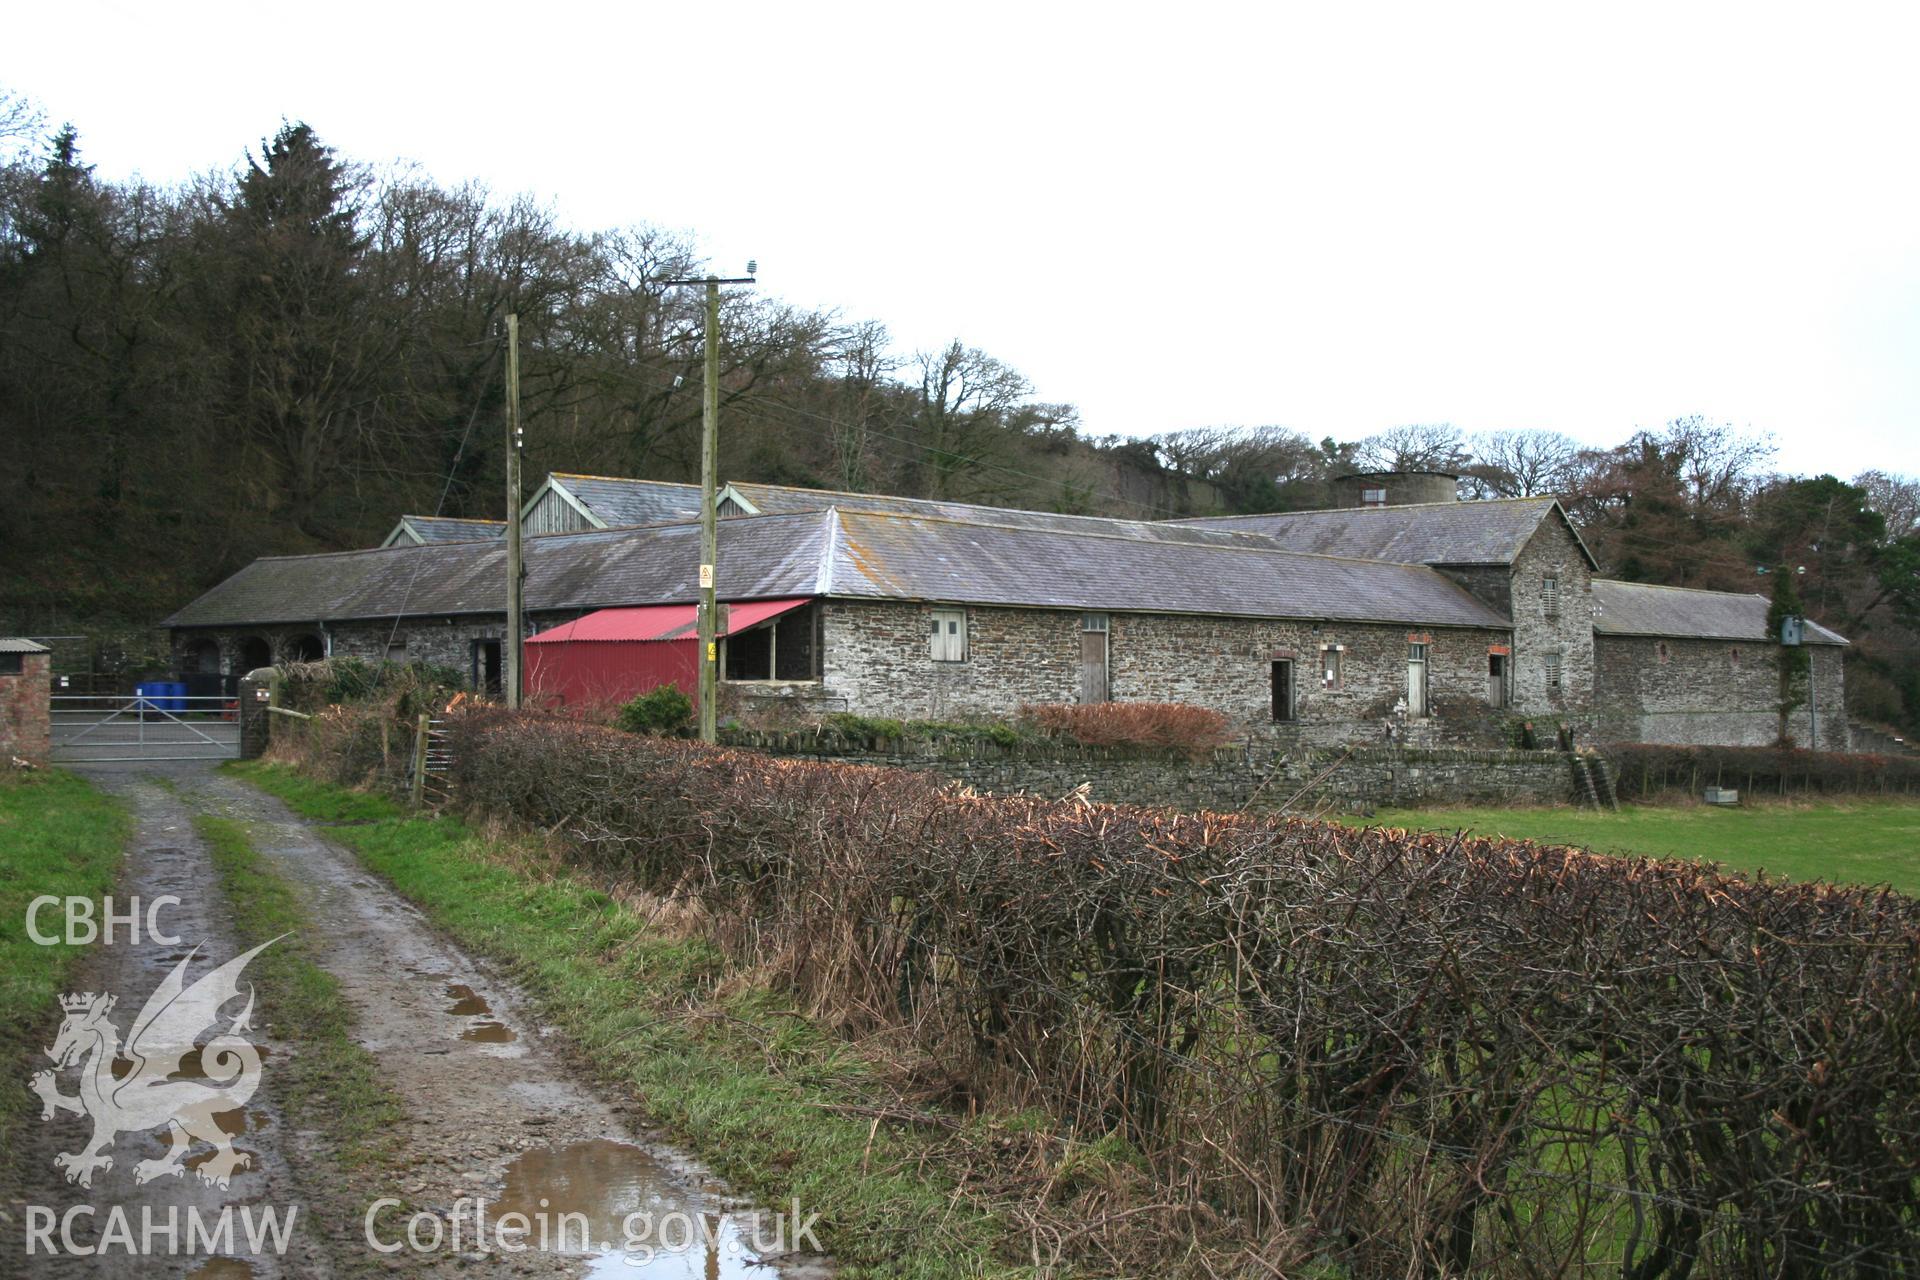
left=382, top=515, right=506, bottom=547
left=1592, top=579, right=1848, bottom=645
left=545, top=474, right=703, bottom=527
left=166, top=509, right=1509, bottom=631
left=1173, top=498, right=1598, bottom=569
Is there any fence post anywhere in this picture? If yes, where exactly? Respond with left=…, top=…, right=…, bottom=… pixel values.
left=410, top=713, right=429, bottom=809
left=237, top=674, right=273, bottom=760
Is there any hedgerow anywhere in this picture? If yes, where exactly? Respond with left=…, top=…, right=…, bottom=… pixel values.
left=1609, top=741, right=1920, bottom=798
left=434, top=712, right=1920, bottom=1277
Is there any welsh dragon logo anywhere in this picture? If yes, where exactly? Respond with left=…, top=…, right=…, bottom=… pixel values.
left=30, top=939, right=279, bottom=1190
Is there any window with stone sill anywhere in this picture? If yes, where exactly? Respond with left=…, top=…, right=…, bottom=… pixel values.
left=1545, top=652, right=1564, bottom=695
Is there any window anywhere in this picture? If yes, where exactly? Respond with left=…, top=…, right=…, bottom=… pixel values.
left=1487, top=652, right=1507, bottom=707
left=1542, top=575, right=1560, bottom=619
left=1545, top=652, right=1563, bottom=695
left=0, top=653, right=22, bottom=676
left=1361, top=487, right=1387, bottom=507
left=1406, top=643, right=1429, bottom=718
left=1271, top=660, right=1296, bottom=721
left=1656, top=641, right=1669, bottom=664
left=1320, top=645, right=1343, bottom=689
left=930, top=609, right=967, bottom=662
left=1730, top=646, right=1741, bottom=667
left=1081, top=612, right=1109, bottom=633
left=725, top=606, right=821, bottom=681
left=385, top=641, right=407, bottom=664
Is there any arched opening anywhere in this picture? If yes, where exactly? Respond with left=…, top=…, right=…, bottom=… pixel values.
left=235, top=636, right=272, bottom=673
left=284, top=634, right=325, bottom=663
left=181, top=638, right=221, bottom=675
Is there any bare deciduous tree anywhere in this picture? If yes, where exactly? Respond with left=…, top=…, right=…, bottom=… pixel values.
left=1466, top=430, right=1583, bottom=497
left=1355, top=423, right=1471, bottom=474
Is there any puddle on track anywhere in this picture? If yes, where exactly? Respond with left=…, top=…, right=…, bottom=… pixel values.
left=462, top=1018, right=517, bottom=1043
left=184, top=1259, right=258, bottom=1279
left=492, top=1138, right=794, bottom=1276
left=445, top=981, right=520, bottom=1042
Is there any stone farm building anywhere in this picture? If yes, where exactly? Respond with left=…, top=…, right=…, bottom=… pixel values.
left=164, top=471, right=1851, bottom=751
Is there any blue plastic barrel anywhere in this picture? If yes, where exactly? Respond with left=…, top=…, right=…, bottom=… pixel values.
left=165, top=682, right=187, bottom=713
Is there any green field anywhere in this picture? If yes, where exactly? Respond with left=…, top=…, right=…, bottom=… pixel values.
left=0, top=772, right=129, bottom=1132
left=1352, top=799, right=1920, bottom=895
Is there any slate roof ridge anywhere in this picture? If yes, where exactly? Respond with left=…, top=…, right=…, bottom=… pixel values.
left=550, top=471, right=700, bottom=487
left=828, top=504, right=1471, bottom=569
left=732, top=478, right=1166, bottom=524
left=1170, top=495, right=1560, bottom=522
left=818, top=508, right=842, bottom=596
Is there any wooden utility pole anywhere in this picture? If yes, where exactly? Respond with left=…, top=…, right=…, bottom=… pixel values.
left=659, top=265, right=755, bottom=744
left=504, top=313, right=525, bottom=709
left=697, top=279, right=721, bottom=742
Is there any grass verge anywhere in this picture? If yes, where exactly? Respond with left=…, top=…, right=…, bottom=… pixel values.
left=192, top=812, right=409, bottom=1273
left=1352, top=798, right=1920, bottom=895
left=225, top=760, right=1031, bottom=1280
left=0, top=771, right=129, bottom=1136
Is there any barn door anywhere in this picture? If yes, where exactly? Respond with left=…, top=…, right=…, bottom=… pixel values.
left=1406, top=642, right=1429, bottom=718
left=1080, top=613, right=1110, bottom=703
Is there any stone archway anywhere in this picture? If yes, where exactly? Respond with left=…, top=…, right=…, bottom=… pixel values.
left=235, top=636, right=273, bottom=672
left=284, top=633, right=325, bottom=662
left=181, top=637, right=221, bottom=675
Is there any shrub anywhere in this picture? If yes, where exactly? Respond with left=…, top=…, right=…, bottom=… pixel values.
left=615, top=684, right=693, bottom=737
left=816, top=712, right=1030, bottom=749
left=438, top=716, right=1920, bottom=1275
left=1020, top=701, right=1228, bottom=754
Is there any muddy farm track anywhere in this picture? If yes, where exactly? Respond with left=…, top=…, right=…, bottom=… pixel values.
left=5, top=764, right=832, bottom=1279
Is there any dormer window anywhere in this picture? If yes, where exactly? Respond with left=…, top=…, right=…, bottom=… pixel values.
left=1361, top=487, right=1387, bottom=507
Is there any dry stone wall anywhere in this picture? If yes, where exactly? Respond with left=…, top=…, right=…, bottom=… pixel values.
left=721, top=729, right=1576, bottom=812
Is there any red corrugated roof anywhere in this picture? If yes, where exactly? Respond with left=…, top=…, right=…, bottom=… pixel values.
left=526, top=598, right=810, bottom=644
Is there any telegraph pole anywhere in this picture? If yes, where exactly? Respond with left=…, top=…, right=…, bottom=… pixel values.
left=659, top=265, right=755, bottom=743
left=504, top=313, right=525, bottom=709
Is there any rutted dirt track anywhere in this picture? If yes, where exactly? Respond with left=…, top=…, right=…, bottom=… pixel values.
left=7, top=765, right=831, bottom=1278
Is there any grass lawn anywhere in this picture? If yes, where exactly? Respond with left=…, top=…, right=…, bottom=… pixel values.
left=227, top=760, right=1029, bottom=1280
left=1352, top=798, right=1920, bottom=895
left=0, top=771, right=129, bottom=1134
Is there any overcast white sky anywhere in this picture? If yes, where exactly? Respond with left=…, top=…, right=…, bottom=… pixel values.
left=8, top=1, right=1917, bottom=478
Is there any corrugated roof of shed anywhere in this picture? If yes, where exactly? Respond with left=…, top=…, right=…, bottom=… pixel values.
left=1592, top=579, right=1848, bottom=645
left=0, top=637, right=51, bottom=653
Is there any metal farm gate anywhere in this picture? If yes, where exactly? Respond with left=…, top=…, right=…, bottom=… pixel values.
left=50, top=691, right=242, bottom=764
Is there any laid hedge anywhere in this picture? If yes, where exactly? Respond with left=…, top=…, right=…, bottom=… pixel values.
left=427, top=712, right=1920, bottom=1276
left=1609, top=742, right=1920, bottom=798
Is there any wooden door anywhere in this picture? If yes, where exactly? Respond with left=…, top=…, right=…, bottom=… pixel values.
left=1080, top=630, right=1109, bottom=704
